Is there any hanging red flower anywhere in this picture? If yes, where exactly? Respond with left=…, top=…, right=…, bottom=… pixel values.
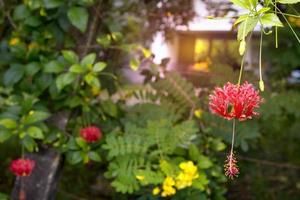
left=10, top=158, right=35, bottom=177
left=209, top=82, right=263, bottom=121
left=80, top=126, right=102, bottom=142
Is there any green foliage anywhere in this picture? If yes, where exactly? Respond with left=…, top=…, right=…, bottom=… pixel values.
left=103, top=107, right=198, bottom=194
left=202, top=112, right=260, bottom=152
left=152, top=71, right=199, bottom=120
left=67, top=6, right=89, bottom=33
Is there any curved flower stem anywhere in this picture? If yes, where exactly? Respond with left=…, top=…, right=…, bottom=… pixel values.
left=21, top=143, right=24, bottom=158
left=259, top=29, right=264, bottom=91
left=275, top=1, right=278, bottom=48
left=230, top=119, right=236, bottom=157
left=237, top=54, right=246, bottom=86
left=259, top=29, right=263, bottom=82
left=237, top=31, right=253, bottom=86
left=272, top=2, right=300, bottom=45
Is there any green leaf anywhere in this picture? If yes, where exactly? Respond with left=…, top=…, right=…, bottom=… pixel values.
left=84, top=73, right=100, bottom=88
left=81, top=53, right=96, bottom=67
left=93, top=62, right=107, bottom=72
left=192, top=172, right=209, bottom=191
left=160, top=160, right=175, bottom=176
left=43, top=0, right=64, bottom=8
left=13, top=5, right=30, bottom=20
left=237, top=17, right=259, bottom=41
left=67, top=138, right=79, bottom=150
left=4, top=63, right=25, bottom=86
left=101, top=100, right=118, bottom=117
left=278, top=0, right=300, bottom=4
left=197, top=155, right=213, bottom=169
left=69, top=64, right=86, bottom=73
left=0, top=130, right=11, bottom=143
left=67, top=151, right=83, bottom=164
left=264, top=0, right=271, bottom=5
left=257, top=7, right=271, bottom=14
left=96, top=35, right=111, bottom=48
left=67, top=6, right=89, bottom=33
left=261, top=13, right=283, bottom=27
left=211, top=139, right=226, bottom=151
left=188, top=144, right=201, bottom=161
left=75, top=137, right=87, bottom=149
left=56, top=72, right=77, bottom=91
left=23, top=136, right=36, bottom=152
left=88, top=151, right=101, bottom=162
left=44, top=60, right=65, bottom=73
left=234, top=14, right=248, bottom=26
left=23, top=111, right=50, bottom=125
left=249, top=0, right=258, bottom=7
left=27, top=126, right=44, bottom=139
left=24, top=16, right=42, bottom=27
left=0, top=119, right=17, bottom=129
left=230, top=0, right=251, bottom=9
left=26, top=62, right=40, bottom=76
left=62, top=50, right=78, bottom=64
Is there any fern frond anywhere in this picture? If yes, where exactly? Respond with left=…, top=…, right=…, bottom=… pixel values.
left=152, top=71, right=198, bottom=118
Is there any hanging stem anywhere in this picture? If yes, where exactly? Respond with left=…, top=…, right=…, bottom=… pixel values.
left=272, top=2, right=300, bottom=45
left=21, top=143, right=25, bottom=158
left=238, top=53, right=246, bottom=86
left=259, top=29, right=264, bottom=91
left=259, top=29, right=263, bottom=82
left=275, top=1, right=278, bottom=48
left=230, top=119, right=236, bottom=157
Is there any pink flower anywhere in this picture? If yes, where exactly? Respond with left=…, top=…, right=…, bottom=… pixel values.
left=209, top=82, right=262, bottom=121
left=80, top=126, right=102, bottom=142
left=10, top=158, right=35, bottom=177
left=224, top=152, right=239, bottom=179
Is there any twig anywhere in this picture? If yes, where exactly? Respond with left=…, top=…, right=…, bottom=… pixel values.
left=0, top=0, right=17, bottom=29
left=239, top=156, right=300, bottom=170
left=81, top=3, right=101, bottom=57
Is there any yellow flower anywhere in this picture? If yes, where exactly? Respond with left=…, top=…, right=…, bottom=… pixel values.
left=135, top=175, right=145, bottom=181
left=9, top=38, right=20, bottom=46
left=161, top=176, right=176, bottom=197
left=152, top=187, right=160, bottom=195
left=175, top=161, right=199, bottom=190
left=161, top=185, right=176, bottom=197
left=163, top=176, right=175, bottom=186
left=194, top=109, right=203, bottom=119
left=176, top=172, right=193, bottom=189
left=179, top=161, right=198, bottom=177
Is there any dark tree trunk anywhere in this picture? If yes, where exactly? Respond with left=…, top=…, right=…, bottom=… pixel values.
left=11, top=148, right=64, bottom=200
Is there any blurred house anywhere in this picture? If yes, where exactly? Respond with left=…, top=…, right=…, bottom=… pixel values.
left=151, top=0, right=260, bottom=77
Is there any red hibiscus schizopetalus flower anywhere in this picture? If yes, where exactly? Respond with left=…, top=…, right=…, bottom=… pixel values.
left=80, top=126, right=102, bottom=142
left=209, top=82, right=263, bottom=121
left=10, top=158, right=35, bottom=177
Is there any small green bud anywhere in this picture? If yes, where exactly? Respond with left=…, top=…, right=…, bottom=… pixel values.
left=259, top=80, right=265, bottom=91
left=239, top=40, right=246, bottom=56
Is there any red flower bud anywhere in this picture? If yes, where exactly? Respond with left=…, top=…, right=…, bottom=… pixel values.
left=10, top=158, right=35, bottom=177
left=80, top=126, right=102, bottom=142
